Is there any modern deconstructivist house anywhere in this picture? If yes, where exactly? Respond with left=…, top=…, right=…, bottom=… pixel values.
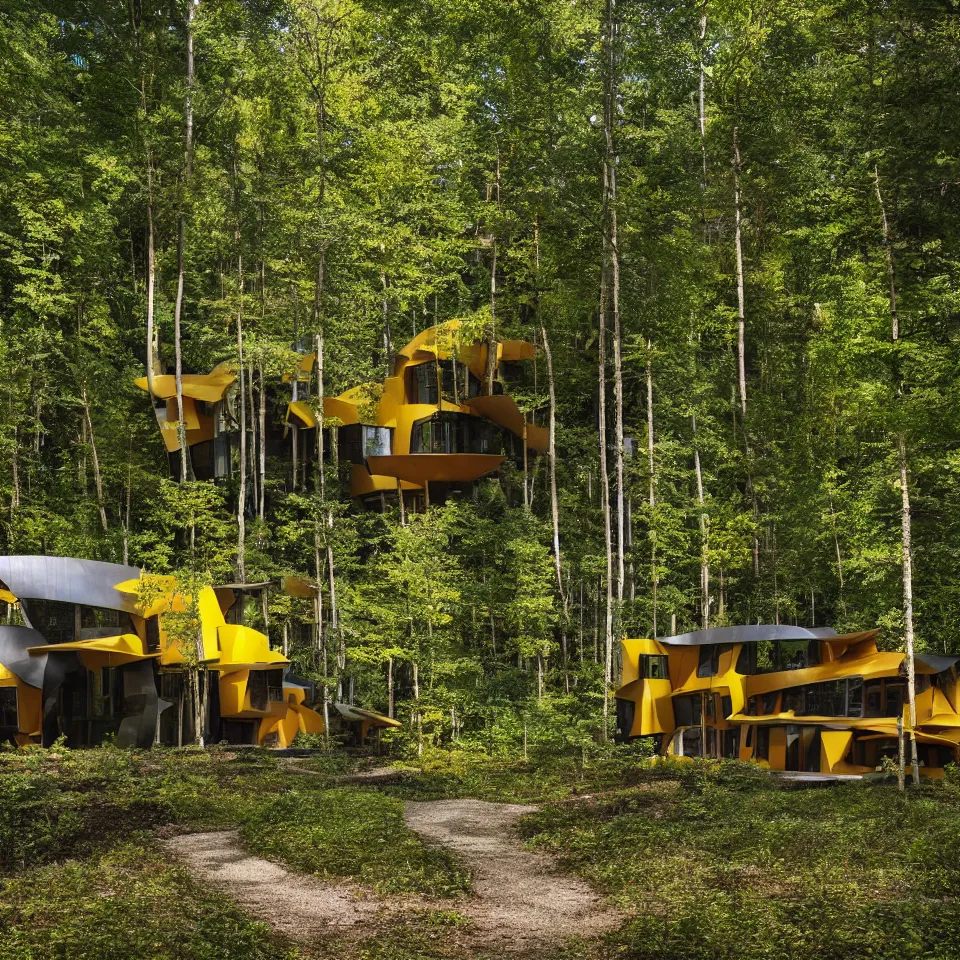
left=615, top=624, right=960, bottom=778
left=135, top=321, right=547, bottom=512
left=0, top=556, right=324, bottom=749
left=287, top=320, right=548, bottom=509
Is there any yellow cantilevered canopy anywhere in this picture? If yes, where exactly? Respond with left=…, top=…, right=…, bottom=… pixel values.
left=135, top=370, right=236, bottom=402
left=27, top=633, right=155, bottom=667
left=286, top=400, right=318, bottom=429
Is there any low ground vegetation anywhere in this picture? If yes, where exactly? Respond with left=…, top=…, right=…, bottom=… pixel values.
left=1, top=745, right=960, bottom=959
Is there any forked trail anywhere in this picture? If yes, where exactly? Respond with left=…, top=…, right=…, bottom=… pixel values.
left=165, top=798, right=621, bottom=957
left=404, top=799, right=620, bottom=950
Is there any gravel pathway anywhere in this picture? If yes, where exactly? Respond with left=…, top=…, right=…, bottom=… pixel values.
left=404, top=799, right=620, bottom=951
left=165, top=800, right=621, bottom=956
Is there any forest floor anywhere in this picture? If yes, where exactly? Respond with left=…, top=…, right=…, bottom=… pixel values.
left=164, top=798, right=620, bottom=956
left=3, top=746, right=960, bottom=959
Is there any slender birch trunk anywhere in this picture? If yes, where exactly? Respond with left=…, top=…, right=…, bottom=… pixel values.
left=645, top=340, right=657, bottom=636
left=733, top=126, right=747, bottom=421
left=236, top=253, right=247, bottom=583
left=603, top=0, right=625, bottom=613
left=875, top=167, right=918, bottom=786
left=598, top=280, right=614, bottom=739
left=81, top=386, right=108, bottom=534
left=692, top=410, right=709, bottom=628
left=173, top=0, right=198, bottom=482
left=258, top=360, right=266, bottom=520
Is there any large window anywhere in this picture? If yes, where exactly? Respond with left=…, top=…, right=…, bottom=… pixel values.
left=697, top=644, right=733, bottom=677
left=673, top=694, right=702, bottom=728
left=410, top=413, right=499, bottom=455
left=340, top=425, right=394, bottom=464
left=641, top=655, right=668, bottom=680
left=778, top=677, right=865, bottom=718
left=410, top=361, right=481, bottom=405
left=697, top=645, right=719, bottom=677
left=736, top=638, right=821, bottom=675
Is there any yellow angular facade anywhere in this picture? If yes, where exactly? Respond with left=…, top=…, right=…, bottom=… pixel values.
left=0, top=556, right=324, bottom=749
left=615, top=625, right=960, bottom=778
left=287, top=320, right=546, bottom=507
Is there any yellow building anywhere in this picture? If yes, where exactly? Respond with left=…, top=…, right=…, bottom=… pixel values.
left=287, top=320, right=547, bottom=508
left=615, top=625, right=960, bottom=778
left=0, top=556, right=323, bottom=749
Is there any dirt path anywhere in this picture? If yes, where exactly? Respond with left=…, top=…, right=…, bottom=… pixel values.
left=165, top=800, right=620, bottom=957
left=164, top=831, right=385, bottom=940
left=404, top=799, right=620, bottom=951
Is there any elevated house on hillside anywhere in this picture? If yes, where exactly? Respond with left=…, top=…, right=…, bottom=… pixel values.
left=136, top=321, right=547, bottom=512
left=0, top=556, right=323, bottom=749
left=288, top=320, right=548, bottom=510
left=615, top=625, right=960, bottom=777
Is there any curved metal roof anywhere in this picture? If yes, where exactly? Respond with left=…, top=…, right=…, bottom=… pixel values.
left=659, top=624, right=838, bottom=647
left=0, top=556, right=143, bottom=614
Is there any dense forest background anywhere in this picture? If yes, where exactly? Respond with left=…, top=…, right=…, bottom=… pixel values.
left=2, top=0, right=960, bottom=751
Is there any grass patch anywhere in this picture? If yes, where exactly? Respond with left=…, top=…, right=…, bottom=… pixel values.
left=0, top=839, right=298, bottom=960
left=239, top=786, right=470, bottom=897
left=521, top=762, right=960, bottom=959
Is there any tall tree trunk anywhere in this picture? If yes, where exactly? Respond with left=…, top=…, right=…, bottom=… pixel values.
left=540, top=321, right=564, bottom=601
left=173, top=0, right=198, bottom=482
left=248, top=360, right=258, bottom=515
left=645, top=340, right=657, bottom=636
left=598, top=0, right=620, bottom=737
left=875, top=167, right=918, bottom=787
left=387, top=656, right=394, bottom=719
left=485, top=240, right=498, bottom=395
left=898, top=433, right=919, bottom=785
left=258, top=360, right=266, bottom=521
left=604, top=0, right=625, bottom=614
left=123, top=431, right=133, bottom=565
left=236, top=253, right=247, bottom=582
left=698, top=4, right=708, bottom=190
left=145, top=149, right=158, bottom=400
left=692, top=410, right=709, bottom=628
left=733, top=126, right=747, bottom=421
left=81, top=385, right=108, bottom=534
left=598, top=281, right=614, bottom=739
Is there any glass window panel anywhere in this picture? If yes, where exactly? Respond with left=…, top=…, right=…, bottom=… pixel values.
left=642, top=656, right=668, bottom=680
left=885, top=682, right=905, bottom=717
left=736, top=644, right=757, bottom=674
left=756, top=641, right=776, bottom=673
left=697, top=645, right=718, bottom=678
left=673, top=695, right=700, bottom=727
left=777, top=640, right=809, bottom=671
left=414, top=363, right=438, bottom=405
left=362, top=426, right=392, bottom=458
left=846, top=678, right=863, bottom=718
left=864, top=681, right=883, bottom=718
left=755, top=726, right=770, bottom=760
left=762, top=691, right=779, bottom=714
left=783, top=687, right=804, bottom=713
